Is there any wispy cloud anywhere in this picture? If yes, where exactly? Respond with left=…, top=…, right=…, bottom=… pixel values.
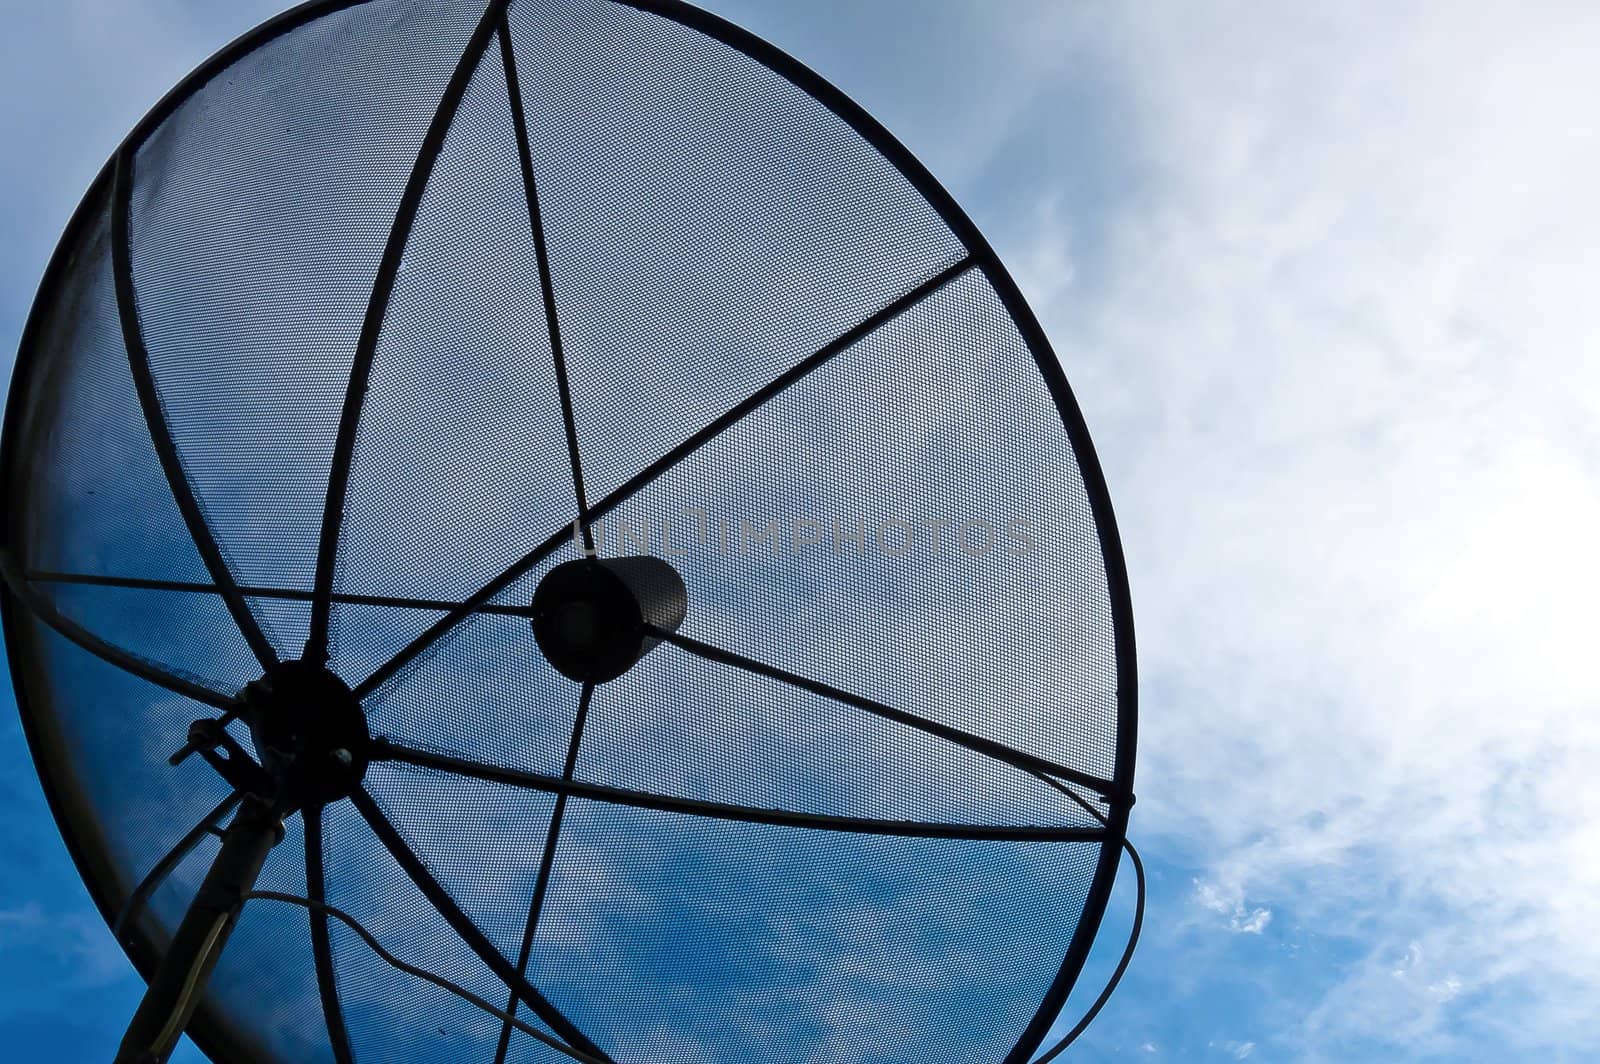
left=1010, top=195, right=1076, bottom=312
left=1000, top=0, right=1600, bottom=1057
left=0, top=902, right=126, bottom=988
left=1193, top=878, right=1272, bottom=935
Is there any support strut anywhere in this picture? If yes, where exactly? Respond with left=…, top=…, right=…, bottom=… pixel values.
left=113, top=795, right=284, bottom=1064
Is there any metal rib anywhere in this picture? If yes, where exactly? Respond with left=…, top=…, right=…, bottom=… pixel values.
left=649, top=626, right=1123, bottom=800
left=373, top=739, right=1105, bottom=843
left=112, top=791, right=242, bottom=943
left=1022, top=771, right=1145, bottom=1063
left=305, top=806, right=356, bottom=1064
left=348, top=788, right=612, bottom=1063
left=110, top=150, right=278, bottom=671
left=498, top=15, right=595, bottom=555
left=25, top=570, right=537, bottom=619
left=493, top=682, right=593, bottom=1064
left=306, top=0, right=514, bottom=665
left=353, top=255, right=977, bottom=699
left=0, top=556, right=237, bottom=710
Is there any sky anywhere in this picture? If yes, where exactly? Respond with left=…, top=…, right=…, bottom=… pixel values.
left=2, top=1, right=1599, bottom=1062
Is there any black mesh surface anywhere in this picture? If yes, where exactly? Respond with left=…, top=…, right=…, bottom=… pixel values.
left=2, top=1, right=1136, bottom=1062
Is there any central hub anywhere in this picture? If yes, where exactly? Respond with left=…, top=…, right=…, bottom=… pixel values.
left=531, top=556, right=688, bottom=683
left=239, top=660, right=369, bottom=806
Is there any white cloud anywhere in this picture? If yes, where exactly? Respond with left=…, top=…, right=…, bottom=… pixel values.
left=1005, top=0, right=1600, bottom=1056
left=1193, top=878, right=1273, bottom=935
left=1011, top=196, right=1076, bottom=311
left=1209, top=1038, right=1256, bottom=1060
left=1231, top=909, right=1271, bottom=936
left=0, top=902, right=126, bottom=988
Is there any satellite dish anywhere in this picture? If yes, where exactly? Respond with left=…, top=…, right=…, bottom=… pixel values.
left=2, top=1, right=1139, bottom=1061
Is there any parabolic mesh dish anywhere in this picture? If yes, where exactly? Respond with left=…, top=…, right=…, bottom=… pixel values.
left=1, top=1, right=1136, bottom=1061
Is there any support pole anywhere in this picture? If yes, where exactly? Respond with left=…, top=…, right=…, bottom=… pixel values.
left=114, top=794, right=284, bottom=1064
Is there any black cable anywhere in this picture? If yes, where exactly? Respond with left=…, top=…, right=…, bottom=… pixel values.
left=1031, top=837, right=1144, bottom=1061
left=238, top=891, right=607, bottom=1064
left=1027, top=772, right=1146, bottom=1061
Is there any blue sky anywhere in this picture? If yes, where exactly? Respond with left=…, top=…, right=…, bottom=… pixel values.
left=3, top=1, right=1599, bottom=1061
